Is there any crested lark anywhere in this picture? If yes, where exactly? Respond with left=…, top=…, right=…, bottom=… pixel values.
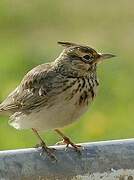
left=0, top=42, right=115, bottom=158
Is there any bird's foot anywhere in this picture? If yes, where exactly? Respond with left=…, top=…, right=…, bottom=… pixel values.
left=35, top=142, right=56, bottom=150
left=35, top=142, right=57, bottom=161
left=54, top=129, right=81, bottom=154
left=40, top=142, right=57, bottom=161
left=56, top=137, right=81, bottom=153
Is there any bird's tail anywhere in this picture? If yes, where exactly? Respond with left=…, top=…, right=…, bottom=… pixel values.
left=0, top=108, right=3, bottom=115
left=0, top=104, right=4, bottom=115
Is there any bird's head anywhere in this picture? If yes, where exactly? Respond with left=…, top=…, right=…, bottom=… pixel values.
left=56, top=41, right=116, bottom=77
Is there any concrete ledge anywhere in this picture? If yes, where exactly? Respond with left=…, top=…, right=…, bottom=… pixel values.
left=0, top=139, right=134, bottom=179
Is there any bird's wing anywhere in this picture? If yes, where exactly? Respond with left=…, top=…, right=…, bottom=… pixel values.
left=0, top=63, right=63, bottom=113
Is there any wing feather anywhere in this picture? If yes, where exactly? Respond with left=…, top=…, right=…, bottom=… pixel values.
left=0, top=63, right=56, bottom=113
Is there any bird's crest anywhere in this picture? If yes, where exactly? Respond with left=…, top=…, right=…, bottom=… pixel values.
left=57, top=41, right=78, bottom=48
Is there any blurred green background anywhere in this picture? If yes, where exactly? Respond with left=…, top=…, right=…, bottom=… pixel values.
left=0, top=0, right=133, bottom=150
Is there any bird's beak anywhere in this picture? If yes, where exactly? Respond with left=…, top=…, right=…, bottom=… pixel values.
left=99, top=53, right=116, bottom=60
left=92, top=53, right=116, bottom=64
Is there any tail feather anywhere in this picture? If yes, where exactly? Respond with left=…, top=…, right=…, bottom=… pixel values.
left=0, top=103, right=5, bottom=115
left=0, top=101, right=17, bottom=115
left=0, top=107, right=10, bottom=116
left=0, top=107, right=3, bottom=114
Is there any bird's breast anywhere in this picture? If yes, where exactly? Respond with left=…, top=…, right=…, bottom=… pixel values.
left=65, top=76, right=99, bottom=107
left=10, top=76, right=99, bottom=131
left=52, top=76, right=99, bottom=124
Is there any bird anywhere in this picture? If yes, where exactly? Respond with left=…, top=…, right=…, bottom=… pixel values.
left=0, top=41, right=115, bottom=158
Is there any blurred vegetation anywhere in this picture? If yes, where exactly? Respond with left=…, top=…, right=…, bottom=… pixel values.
left=0, top=0, right=133, bottom=150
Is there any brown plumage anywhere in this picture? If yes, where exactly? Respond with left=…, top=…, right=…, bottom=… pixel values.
left=0, top=42, right=115, bottom=158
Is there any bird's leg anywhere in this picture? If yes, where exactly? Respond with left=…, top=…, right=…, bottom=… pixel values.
left=32, top=128, right=56, bottom=160
left=54, top=129, right=81, bottom=152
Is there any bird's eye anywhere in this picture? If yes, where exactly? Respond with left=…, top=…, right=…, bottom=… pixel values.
left=83, top=55, right=91, bottom=60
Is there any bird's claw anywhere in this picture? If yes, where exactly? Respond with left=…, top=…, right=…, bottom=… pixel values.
left=35, top=142, right=57, bottom=161
left=56, top=137, right=81, bottom=154
left=55, top=140, right=66, bottom=145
